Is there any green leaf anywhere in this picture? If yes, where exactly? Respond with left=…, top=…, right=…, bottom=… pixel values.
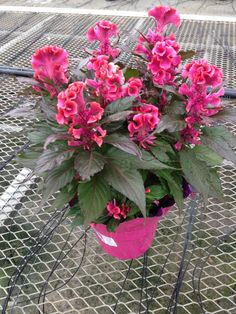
left=78, top=175, right=111, bottom=224
left=52, top=183, right=78, bottom=209
left=179, top=148, right=223, bottom=200
left=29, top=128, right=52, bottom=145
left=146, top=185, right=168, bottom=202
left=71, top=212, right=85, bottom=227
left=103, top=163, right=146, bottom=216
left=105, top=96, right=135, bottom=115
left=155, top=115, right=186, bottom=133
left=179, top=50, right=196, bottom=60
left=154, top=170, right=184, bottom=209
left=42, top=160, right=75, bottom=202
left=150, top=141, right=176, bottom=163
left=193, top=145, right=223, bottom=166
left=106, top=148, right=175, bottom=170
left=17, top=150, right=42, bottom=169
left=201, top=126, right=236, bottom=164
left=211, top=106, right=236, bottom=124
left=44, top=133, right=69, bottom=149
left=124, top=67, right=140, bottom=81
left=105, top=134, right=142, bottom=158
left=102, top=110, right=133, bottom=123
left=74, top=151, right=105, bottom=180
left=67, top=205, right=80, bottom=217
left=35, top=149, right=74, bottom=174
left=106, top=219, right=120, bottom=232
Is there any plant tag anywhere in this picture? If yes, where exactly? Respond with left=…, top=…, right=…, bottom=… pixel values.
left=95, top=231, right=118, bottom=247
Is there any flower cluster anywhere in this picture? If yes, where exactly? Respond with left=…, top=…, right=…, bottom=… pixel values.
left=135, top=6, right=181, bottom=86
left=56, top=82, right=106, bottom=149
left=107, top=200, right=131, bottom=220
left=31, top=45, right=69, bottom=98
left=86, top=55, right=125, bottom=105
left=128, top=104, right=160, bottom=148
left=176, top=59, right=224, bottom=149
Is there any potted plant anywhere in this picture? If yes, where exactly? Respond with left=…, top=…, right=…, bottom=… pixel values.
left=11, top=5, right=236, bottom=260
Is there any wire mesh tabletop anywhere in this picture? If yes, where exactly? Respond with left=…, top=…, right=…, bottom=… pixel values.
left=0, top=10, right=235, bottom=314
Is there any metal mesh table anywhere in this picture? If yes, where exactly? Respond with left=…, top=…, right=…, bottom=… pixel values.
left=0, top=10, right=235, bottom=314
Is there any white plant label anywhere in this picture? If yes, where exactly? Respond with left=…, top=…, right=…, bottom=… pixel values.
left=95, top=231, right=118, bottom=247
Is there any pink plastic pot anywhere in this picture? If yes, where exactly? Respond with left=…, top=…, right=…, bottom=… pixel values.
left=91, top=206, right=172, bottom=260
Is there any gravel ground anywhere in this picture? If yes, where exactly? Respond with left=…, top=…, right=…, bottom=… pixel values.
left=0, top=0, right=235, bottom=16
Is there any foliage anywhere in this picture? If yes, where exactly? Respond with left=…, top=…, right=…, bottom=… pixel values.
left=10, top=4, right=236, bottom=233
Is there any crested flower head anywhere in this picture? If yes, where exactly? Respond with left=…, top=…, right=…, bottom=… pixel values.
left=148, top=6, right=181, bottom=33
left=128, top=104, right=160, bottom=148
left=31, top=45, right=69, bottom=97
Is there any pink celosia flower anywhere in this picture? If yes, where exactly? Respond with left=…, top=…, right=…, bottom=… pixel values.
left=31, top=45, right=69, bottom=98
left=56, top=81, right=106, bottom=149
left=148, top=35, right=181, bottom=86
left=179, top=60, right=224, bottom=125
left=182, top=59, right=223, bottom=88
left=148, top=6, right=181, bottom=33
left=56, top=82, right=85, bottom=124
left=86, top=55, right=125, bottom=105
left=128, top=104, right=160, bottom=148
left=87, top=20, right=117, bottom=42
left=87, top=20, right=120, bottom=58
left=124, top=78, right=143, bottom=97
left=107, top=200, right=131, bottom=220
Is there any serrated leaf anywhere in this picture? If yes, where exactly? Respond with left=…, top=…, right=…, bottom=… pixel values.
left=179, top=148, right=223, bottom=200
left=29, top=129, right=52, bottom=145
left=35, top=149, right=74, bottom=174
left=105, top=96, right=136, bottom=115
left=42, top=160, right=75, bottom=203
left=106, top=147, right=175, bottom=170
left=52, top=183, right=78, bottom=209
left=78, top=175, right=111, bottom=224
left=103, top=163, right=146, bottom=216
left=179, top=50, right=196, bottom=60
left=154, top=170, right=184, bottom=209
left=209, top=107, right=236, bottom=124
left=150, top=141, right=176, bottom=163
left=193, top=145, right=223, bottom=166
left=71, top=212, right=85, bottom=227
left=102, top=110, right=133, bottom=123
left=124, top=67, right=140, bottom=81
left=44, top=133, right=70, bottom=149
left=74, top=151, right=105, bottom=180
left=17, top=151, right=42, bottom=169
left=201, top=126, right=236, bottom=164
left=155, top=115, right=186, bottom=133
left=5, top=103, right=38, bottom=118
left=105, top=134, right=142, bottom=158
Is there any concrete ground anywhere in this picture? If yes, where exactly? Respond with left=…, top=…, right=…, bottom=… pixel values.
left=0, top=0, right=235, bottom=16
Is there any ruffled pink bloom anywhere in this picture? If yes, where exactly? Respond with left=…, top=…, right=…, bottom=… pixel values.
left=128, top=104, right=160, bottom=148
left=56, top=82, right=106, bottom=150
left=124, top=78, right=143, bottom=97
left=86, top=55, right=125, bottom=105
left=107, top=200, right=131, bottom=220
left=148, top=6, right=181, bottom=33
left=87, top=20, right=120, bottom=58
left=31, top=45, right=69, bottom=97
left=182, top=59, right=223, bottom=88
left=56, top=82, right=85, bottom=124
left=148, top=35, right=181, bottom=86
left=87, top=20, right=118, bottom=42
